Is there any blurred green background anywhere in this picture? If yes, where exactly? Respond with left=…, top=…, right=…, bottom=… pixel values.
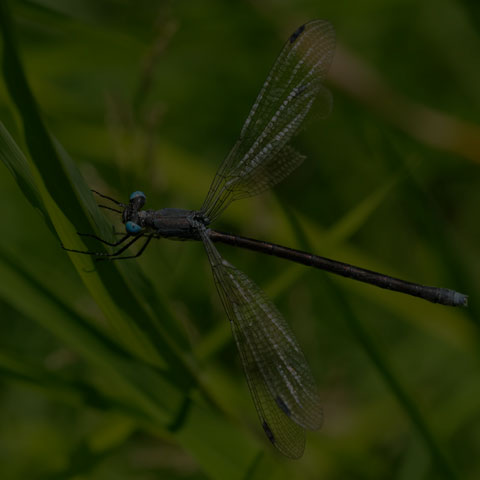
left=1, top=0, right=479, bottom=479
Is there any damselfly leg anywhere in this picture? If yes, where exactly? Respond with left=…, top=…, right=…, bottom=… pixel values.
left=96, top=236, right=154, bottom=261
left=98, top=204, right=122, bottom=214
left=61, top=234, right=153, bottom=260
left=77, top=232, right=130, bottom=247
left=91, top=189, right=125, bottom=207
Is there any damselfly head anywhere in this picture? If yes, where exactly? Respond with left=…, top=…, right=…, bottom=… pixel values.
left=122, top=191, right=147, bottom=235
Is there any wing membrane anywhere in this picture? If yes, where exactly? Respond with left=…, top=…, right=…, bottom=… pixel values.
left=199, top=227, right=322, bottom=457
left=201, top=20, right=335, bottom=221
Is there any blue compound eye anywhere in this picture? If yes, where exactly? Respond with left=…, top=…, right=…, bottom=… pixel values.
left=129, top=191, right=146, bottom=202
left=126, top=221, right=142, bottom=235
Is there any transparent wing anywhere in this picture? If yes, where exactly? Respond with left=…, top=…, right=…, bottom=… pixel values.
left=199, top=227, right=322, bottom=458
left=201, top=20, right=335, bottom=221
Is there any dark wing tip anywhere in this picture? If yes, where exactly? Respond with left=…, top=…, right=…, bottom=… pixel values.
left=289, top=24, right=306, bottom=43
left=262, top=420, right=275, bottom=445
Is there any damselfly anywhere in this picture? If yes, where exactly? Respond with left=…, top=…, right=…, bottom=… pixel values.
left=64, top=20, right=467, bottom=458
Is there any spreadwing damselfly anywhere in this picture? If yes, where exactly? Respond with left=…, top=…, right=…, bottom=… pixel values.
left=63, top=20, right=468, bottom=458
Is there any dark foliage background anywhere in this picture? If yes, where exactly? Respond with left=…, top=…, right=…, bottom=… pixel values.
left=0, top=1, right=479, bottom=479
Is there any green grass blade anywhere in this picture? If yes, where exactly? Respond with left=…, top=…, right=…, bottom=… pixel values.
left=0, top=1, right=193, bottom=378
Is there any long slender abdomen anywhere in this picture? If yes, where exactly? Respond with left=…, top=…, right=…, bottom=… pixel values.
left=207, top=229, right=468, bottom=307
